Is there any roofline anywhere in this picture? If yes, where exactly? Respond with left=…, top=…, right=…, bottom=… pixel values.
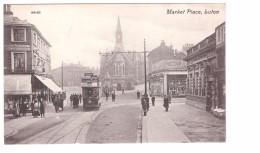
left=4, top=22, right=52, bottom=47
left=215, top=22, right=225, bottom=30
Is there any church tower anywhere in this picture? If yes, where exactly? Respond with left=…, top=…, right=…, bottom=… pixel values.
left=114, top=16, right=124, bottom=52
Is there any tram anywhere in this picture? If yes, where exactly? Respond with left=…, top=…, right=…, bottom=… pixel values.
left=81, top=73, right=102, bottom=110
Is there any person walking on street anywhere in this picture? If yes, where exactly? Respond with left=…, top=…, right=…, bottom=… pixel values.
left=112, top=90, right=116, bottom=102
left=60, top=96, right=63, bottom=111
left=145, top=95, right=150, bottom=111
left=54, top=98, right=59, bottom=113
left=21, top=100, right=26, bottom=116
left=31, top=101, right=34, bottom=116
left=13, top=100, right=20, bottom=118
left=152, top=96, right=155, bottom=106
left=40, top=99, right=45, bottom=118
left=79, top=94, right=82, bottom=103
left=33, top=99, right=40, bottom=118
left=105, top=91, right=109, bottom=101
left=137, top=90, right=140, bottom=99
left=70, top=94, right=73, bottom=106
left=163, top=95, right=169, bottom=112
left=167, top=94, right=172, bottom=104
left=141, top=95, right=148, bottom=116
left=122, top=89, right=124, bottom=95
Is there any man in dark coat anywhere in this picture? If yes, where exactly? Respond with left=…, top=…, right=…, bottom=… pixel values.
left=40, top=100, right=45, bottom=118
left=141, top=95, right=148, bottom=116
left=137, top=90, right=140, bottom=99
left=112, top=90, right=116, bottom=102
left=105, top=91, right=109, bottom=101
left=163, top=95, right=169, bottom=112
left=152, top=96, right=155, bottom=106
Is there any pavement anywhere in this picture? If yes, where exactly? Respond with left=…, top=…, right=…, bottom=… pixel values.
left=4, top=99, right=69, bottom=138
left=141, top=98, right=190, bottom=143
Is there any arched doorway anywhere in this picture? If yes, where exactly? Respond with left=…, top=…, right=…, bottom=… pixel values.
left=127, top=82, right=132, bottom=90
left=117, top=83, right=122, bottom=91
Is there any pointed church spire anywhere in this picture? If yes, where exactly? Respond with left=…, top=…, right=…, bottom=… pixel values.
left=116, top=16, right=122, bottom=33
left=114, top=16, right=124, bottom=52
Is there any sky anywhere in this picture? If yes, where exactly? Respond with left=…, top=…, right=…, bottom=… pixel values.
left=10, top=3, right=225, bottom=69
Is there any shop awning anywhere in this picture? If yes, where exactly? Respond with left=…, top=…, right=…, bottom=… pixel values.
left=4, top=75, right=32, bottom=95
left=35, top=75, right=62, bottom=92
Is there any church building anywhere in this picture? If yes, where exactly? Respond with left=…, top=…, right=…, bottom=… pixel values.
left=100, top=17, right=144, bottom=91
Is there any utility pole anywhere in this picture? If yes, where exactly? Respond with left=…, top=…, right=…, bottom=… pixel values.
left=62, top=61, right=63, bottom=90
left=144, top=39, right=147, bottom=97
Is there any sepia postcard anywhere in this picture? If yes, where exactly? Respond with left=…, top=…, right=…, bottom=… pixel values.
left=3, top=3, right=226, bottom=145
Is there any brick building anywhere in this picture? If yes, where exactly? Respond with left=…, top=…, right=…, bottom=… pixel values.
left=99, top=17, right=144, bottom=91
left=184, top=22, right=225, bottom=115
left=4, top=5, right=61, bottom=113
left=148, top=41, right=189, bottom=97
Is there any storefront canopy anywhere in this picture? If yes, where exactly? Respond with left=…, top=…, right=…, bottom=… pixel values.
left=4, top=75, right=32, bottom=95
left=35, top=75, right=62, bottom=93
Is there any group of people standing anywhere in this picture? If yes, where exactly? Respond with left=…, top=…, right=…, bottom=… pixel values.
left=138, top=90, right=172, bottom=116
left=52, top=93, right=65, bottom=113
left=31, top=97, right=46, bottom=118
left=104, top=90, right=116, bottom=102
left=70, top=93, right=82, bottom=108
left=12, top=98, right=28, bottom=118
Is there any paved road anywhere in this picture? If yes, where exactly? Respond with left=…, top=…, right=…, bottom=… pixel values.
left=4, top=87, right=143, bottom=144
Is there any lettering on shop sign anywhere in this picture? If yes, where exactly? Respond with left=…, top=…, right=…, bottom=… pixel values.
left=5, top=44, right=31, bottom=51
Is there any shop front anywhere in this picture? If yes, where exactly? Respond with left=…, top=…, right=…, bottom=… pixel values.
left=4, top=74, right=32, bottom=114
left=4, top=74, right=62, bottom=114
left=167, top=75, right=187, bottom=97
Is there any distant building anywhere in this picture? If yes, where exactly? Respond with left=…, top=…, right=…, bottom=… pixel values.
left=148, top=40, right=188, bottom=97
left=4, top=5, right=61, bottom=113
left=184, top=22, right=226, bottom=114
left=99, top=16, right=144, bottom=91
left=51, top=62, right=98, bottom=87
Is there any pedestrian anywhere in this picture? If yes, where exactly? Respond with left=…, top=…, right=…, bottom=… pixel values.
left=141, top=95, right=148, bottom=116
left=40, top=99, right=45, bottom=118
left=13, top=99, right=20, bottom=118
left=70, top=94, right=73, bottom=106
left=167, top=94, right=172, bottom=104
left=31, top=101, right=34, bottom=116
left=21, top=100, right=26, bottom=116
left=122, top=89, right=124, bottom=95
left=112, top=90, right=116, bottom=102
left=137, top=90, right=140, bottom=99
left=145, top=95, right=150, bottom=111
left=60, top=96, right=63, bottom=111
left=80, top=93, right=82, bottom=103
left=163, top=95, right=169, bottom=112
left=33, top=99, right=40, bottom=118
left=54, top=98, right=59, bottom=113
left=152, top=96, right=155, bottom=106
left=105, top=91, right=109, bottom=101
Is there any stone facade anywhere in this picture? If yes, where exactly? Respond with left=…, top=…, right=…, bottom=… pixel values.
left=184, top=22, right=225, bottom=117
